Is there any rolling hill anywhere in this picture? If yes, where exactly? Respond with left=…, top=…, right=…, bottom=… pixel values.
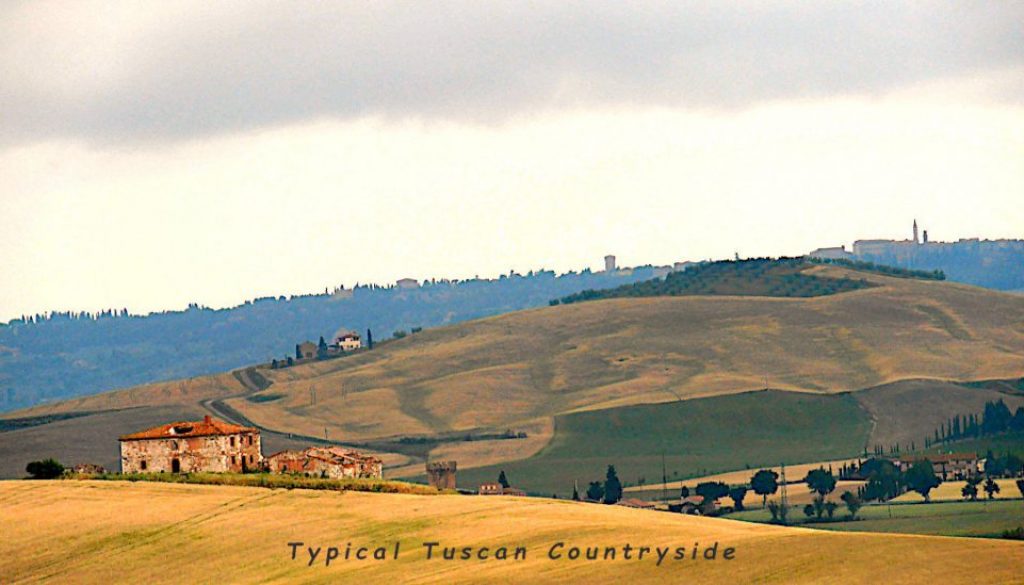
left=3, top=262, right=1023, bottom=482
left=1, top=481, right=1021, bottom=584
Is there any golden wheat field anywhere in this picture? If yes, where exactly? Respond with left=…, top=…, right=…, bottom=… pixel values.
left=0, top=480, right=1021, bottom=584
left=224, top=268, right=1024, bottom=443
left=10, top=268, right=1024, bottom=450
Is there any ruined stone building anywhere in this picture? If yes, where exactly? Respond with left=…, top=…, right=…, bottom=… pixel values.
left=426, top=461, right=457, bottom=490
left=265, top=446, right=382, bottom=479
left=119, top=415, right=262, bottom=474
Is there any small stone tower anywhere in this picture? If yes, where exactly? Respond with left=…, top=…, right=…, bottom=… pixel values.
left=426, top=461, right=457, bottom=490
left=604, top=255, right=616, bottom=272
left=913, top=219, right=919, bottom=244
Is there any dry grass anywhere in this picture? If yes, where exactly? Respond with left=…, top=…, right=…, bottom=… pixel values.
left=66, top=472, right=442, bottom=495
left=892, top=479, right=1023, bottom=503
left=225, top=268, right=1024, bottom=443
left=8, top=267, right=1024, bottom=475
left=1, top=481, right=1022, bottom=584
left=854, top=379, right=1024, bottom=449
left=624, top=458, right=864, bottom=494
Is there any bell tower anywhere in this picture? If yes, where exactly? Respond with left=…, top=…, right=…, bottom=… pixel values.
left=913, top=219, right=919, bottom=244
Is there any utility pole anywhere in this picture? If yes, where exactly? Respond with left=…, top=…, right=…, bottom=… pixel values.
left=780, top=462, right=789, bottom=525
left=661, top=452, right=668, bottom=503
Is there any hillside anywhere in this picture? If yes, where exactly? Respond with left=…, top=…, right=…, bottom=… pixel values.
left=0, top=267, right=658, bottom=411
left=1, top=481, right=1021, bottom=584
left=223, top=266, right=1024, bottom=443
left=557, top=257, right=883, bottom=304
left=5, top=265, right=1024, bottom=477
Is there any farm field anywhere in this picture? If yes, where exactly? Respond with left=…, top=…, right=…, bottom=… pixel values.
left=623, top=458, right=863, bottom=494
left=1, top=481, right=1023, bottom=584
left=728, top=499, right=1024, bottom=538
left=892, top=479, right=1023, bottom=503
left=451, top=390, right=872, bottom=496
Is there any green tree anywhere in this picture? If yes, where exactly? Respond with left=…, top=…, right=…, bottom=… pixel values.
left=860, top=458, right=902, bottom=502
left=498, top=470, right=509, bottom=489
left=728, top=485, right=748, bottom=511
left=961, top=480, right=979, bottom=501
left=984, top=477, right=1001, bottom=500
left=603, top=465, right=623, bottom=504
left=695, top=481, right=729, bottom=507
left=317, top=336, right=328, bottom=359
left=904, top=460, right=941, bottom=502
left=680, top=485, right=690, bottom=499
left=366, top=328, right=374, bottom=350
left=586, top=481, right=604, bottom=502
left=750, top=469, right=779, bottom=508
left=803, top=504, right=815, bottom=518
left=824, top=501, right=838, bottom=519
left=26, top=458, right=64, bottom=479
left=1016, top=479, right=1024, bottom=499
left=840, top=491, right=862, bottom=519
left=805, top=468, right=837, bottom=519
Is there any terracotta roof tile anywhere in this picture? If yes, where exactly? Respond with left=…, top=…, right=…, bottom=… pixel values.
left=119, top=415, right=257, bottom=441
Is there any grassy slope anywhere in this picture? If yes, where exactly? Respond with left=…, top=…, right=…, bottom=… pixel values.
left=4, top=266, right=1023, bottom=480
left=730, top=500, right=1024, bottom=538
left=855, top=379, right=1024, bottom=449
left=1, top=481, right=1022, bottom=584
left=452, top=390, right=872, bottom=496
left=226, top=267, right=1024, bottom=443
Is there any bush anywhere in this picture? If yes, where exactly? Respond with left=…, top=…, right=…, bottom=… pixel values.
left=26, top=458, right=65, bottom=479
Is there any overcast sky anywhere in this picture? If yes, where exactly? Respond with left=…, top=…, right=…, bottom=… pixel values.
left=1, top=1, right=1022, bottom=321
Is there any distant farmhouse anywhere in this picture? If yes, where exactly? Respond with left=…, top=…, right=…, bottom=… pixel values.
left=119, top=415, right=262, bottom=474
left=296, top=341, right=317, bottom=360
left=119, top=415, right=382, bottom=479
left=478, top=482, right=526, bottom=497
left=333, top=330, right=362, bottom=352
left=895, top=452, right=979, bottom=481
left=265, top=446, right=381, bottom=479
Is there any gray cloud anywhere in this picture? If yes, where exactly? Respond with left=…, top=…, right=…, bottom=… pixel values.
left=1, top=1, right=1022, bottom=147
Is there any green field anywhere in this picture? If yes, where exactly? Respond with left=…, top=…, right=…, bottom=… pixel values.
left=452, top=390, right=872, bottom=496
left=729, top=499, right=1024, bottom=538
left=922, top=432, right=1024, bottom=459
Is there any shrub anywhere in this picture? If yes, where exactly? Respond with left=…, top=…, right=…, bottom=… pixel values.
left=25, top=458, right=65, bottom=479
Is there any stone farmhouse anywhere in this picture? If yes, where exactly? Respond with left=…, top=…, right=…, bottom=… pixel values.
left=478, top=482, right=526, bottom=497
left=265, top=446, right=382, bottom=479
left=895, top=452, right=979, bottom=481
left=333, top=331, right=362, bottom=352
left=119, top=415, right=262, bottom=474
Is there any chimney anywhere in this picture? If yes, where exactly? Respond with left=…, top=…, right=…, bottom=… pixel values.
left=204, top=415, right=212, bottom=424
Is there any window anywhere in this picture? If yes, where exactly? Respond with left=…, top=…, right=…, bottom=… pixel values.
left=231, top=455, right=236, bottom=465
left=140, top=460, right=147, bottom=470
left=248, top=436, right=253, bottom=446
left=249, top=455, right=254, bottom=464
left=230, top=436, right=236, bottom=447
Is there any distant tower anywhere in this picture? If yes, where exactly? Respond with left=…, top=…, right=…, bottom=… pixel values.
left=922, top=230, right=929, bottom=244
left=426, top=461, right=457, bottom=490
left=913, top=220, right=919, bottom=244
left=604, top=255, right=616, bottom=272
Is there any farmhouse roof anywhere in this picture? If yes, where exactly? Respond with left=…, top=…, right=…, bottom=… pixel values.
left=898, top=453, right=977, bottom=464
left=119, top=415, right=257, bottom=441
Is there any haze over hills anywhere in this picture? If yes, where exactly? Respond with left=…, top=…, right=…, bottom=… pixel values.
left=5, top=260, right=1023, bottom=483
left=1, top=234, right=1019, bottom=414
left=0, top=266, right=661, bottom=411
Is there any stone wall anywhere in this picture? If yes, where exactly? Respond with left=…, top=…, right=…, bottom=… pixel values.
left=120, top=431, right=261, bottom=473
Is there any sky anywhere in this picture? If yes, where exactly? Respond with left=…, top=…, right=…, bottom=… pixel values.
left=1, top=2, right=1022, bottom=321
